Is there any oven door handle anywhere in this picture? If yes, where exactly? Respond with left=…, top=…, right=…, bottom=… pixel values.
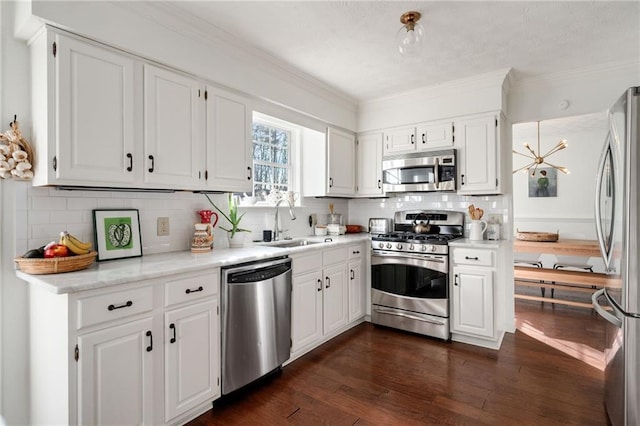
left=373, top=307, right=445, bottom=325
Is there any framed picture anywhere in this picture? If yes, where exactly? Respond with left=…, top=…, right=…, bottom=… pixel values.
left=93, top=209, right=142, bottom=261
left=528, top=167, right=558, bottom=198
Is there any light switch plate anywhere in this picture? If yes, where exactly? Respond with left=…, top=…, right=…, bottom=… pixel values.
left=157, top=217, right=170, bottom=236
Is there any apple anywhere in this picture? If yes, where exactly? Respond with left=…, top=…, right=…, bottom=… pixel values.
left=44, top=244, right=69, bottom=258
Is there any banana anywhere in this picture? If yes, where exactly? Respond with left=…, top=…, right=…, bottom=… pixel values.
left=59, top=233, right=90, bottom=255
left=66, top=233, right=92, bottom=251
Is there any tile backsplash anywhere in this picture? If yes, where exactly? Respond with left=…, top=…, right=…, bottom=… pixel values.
left=15, top=185, right=508, bottom=257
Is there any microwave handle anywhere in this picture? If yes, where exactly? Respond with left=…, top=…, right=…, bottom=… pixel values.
left=434, top=157, right=440, bottom=189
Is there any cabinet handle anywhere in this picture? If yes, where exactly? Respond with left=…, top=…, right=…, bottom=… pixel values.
left=53, top=156, right=57, bottom=171
left=377, top=179, right=382, bottom=189
left=148, top=155, right=155, bottom=173
left=411, top=134, right=415, bottom=144
left=146, top=330, right=153, bottom=352
left=454, top=274, right=459, bottom=286
left=352, top=250, right=360, bottom=254
left=465, top=256, right=479, bottom=261
left=461, top=174, right=465, bottom=185
left=247, top=166, right=252, bottom=180
left=422, top=133, right=426, bottom=144
left=169, top=323, right=176, bottom=344
left=329, top=177, right=333, bottom=188
left=317, top=279, right=322, bottom=292
left=325, top=277, right=331, bottom=289
left=350, top=269, right=355, bottom=280
left=185, top=286, right=204, bottom=294
left=126, top=153, right=133, bottom=172
left=108, top=300, right=132, bottom=311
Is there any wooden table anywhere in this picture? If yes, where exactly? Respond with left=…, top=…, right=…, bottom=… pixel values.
left=514, top=238, right=602, bottom=258
left=513, top=238, right=606, bottom=309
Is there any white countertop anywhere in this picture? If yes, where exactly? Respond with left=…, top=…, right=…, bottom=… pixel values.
left=17, top=234, right=370, bottom=295
left=449, top=238, right=506, bottom=249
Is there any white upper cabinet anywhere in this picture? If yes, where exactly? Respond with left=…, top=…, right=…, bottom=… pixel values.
left=383, top=125, right=415, bottom=155
left=355, top=132, right=383, bottom=197
left=143, top=64, right=204, bottom=190
left=205, top=86, right=253, bottom=192
left=30, top=30, right=142, bottom=187
left=455, top=113, right=501, bottom=194
left=327, top=127, right=356, bottom=196
left=383, top=121, right=453, bottom=156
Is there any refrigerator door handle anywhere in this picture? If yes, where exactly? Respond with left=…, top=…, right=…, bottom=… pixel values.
left=594, top=134, right=612, bottom=269
left=592, top=288, right=623, bottom=328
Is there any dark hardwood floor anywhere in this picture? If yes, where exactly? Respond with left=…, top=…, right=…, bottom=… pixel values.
left=188, top=300, right=607, bottom=425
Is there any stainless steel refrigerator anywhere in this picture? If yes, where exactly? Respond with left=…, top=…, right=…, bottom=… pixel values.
left=592, top=86, right=640, bottom=426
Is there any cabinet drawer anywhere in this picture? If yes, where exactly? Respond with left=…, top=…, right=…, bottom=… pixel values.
left=77, top=286, right=153, bottom=329
left=292, top=253, right=322, bottom=275
left=323, top=247, right=348, bottom=266
left=453, top=248, right=494, bottom=267
left=165, top=271, right=219, bottom=307
left=348, top=245, right=364, bottom=260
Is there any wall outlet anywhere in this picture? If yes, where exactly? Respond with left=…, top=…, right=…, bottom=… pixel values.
left=157, top=217, right=170, bottom=236
left=487, top=214, right=502, bottom=225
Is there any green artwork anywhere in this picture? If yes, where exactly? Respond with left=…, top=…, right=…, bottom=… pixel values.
left=104, top=217, right=134, bottom=251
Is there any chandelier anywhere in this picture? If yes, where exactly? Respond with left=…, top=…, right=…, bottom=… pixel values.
left=396, top=11, right=424, bottom=57
left=513, top=121, right=569, bottom=176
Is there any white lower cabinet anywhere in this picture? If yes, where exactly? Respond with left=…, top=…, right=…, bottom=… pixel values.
left=450, top=244, right=506, bottom=350
left=29, top=269, right=221, bottom=426
left=77, top=317, right=155, bottom=425
left=290, top=245, right=365, bottom=362
left=164, top=299, right=219, bottom=422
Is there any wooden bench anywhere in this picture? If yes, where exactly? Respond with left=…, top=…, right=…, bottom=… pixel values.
left=513, top=266, right=613, bottom=309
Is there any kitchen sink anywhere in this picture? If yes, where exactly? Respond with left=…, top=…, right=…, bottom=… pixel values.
left=266, top=239, right=323, bottom=248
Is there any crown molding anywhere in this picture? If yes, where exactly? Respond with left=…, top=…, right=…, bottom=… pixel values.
left=512, top=60, right=639, bottom=90
left=358, top=68, right=512, bottom=108
left=112, top=2, right=357, bottom=112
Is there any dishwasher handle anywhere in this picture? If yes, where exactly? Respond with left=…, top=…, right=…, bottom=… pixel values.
left=226, top=257, right=292, bottom=284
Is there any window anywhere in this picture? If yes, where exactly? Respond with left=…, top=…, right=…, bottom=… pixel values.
left=252, top=113, right=298, bottom=201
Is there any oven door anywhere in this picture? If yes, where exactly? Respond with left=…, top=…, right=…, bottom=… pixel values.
left=371, top=251, right=449, bottom=318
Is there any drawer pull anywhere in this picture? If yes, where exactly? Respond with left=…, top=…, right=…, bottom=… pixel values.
left=185, top=286, right=204, bottom=294
left=146, top=330, right=153, bottom=352
left=108, top=300, right=133, bottom=311
left=464, top=256, right=479, bottom=261
left=169, top=323, right=176, bottom=344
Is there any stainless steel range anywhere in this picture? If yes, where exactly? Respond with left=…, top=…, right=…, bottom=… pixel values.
left=370, top=210, right=465, bottom=340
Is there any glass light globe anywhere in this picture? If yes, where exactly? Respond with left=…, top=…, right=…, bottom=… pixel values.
left=396, top=23, right=424, bottom=57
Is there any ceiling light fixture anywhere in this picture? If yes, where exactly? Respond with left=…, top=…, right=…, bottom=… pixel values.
left=396, top=11, right=424, bottom=57
left=513, top=121, right=569, bottom=176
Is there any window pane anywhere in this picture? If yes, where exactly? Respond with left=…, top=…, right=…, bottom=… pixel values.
left=273, top=147, right=288, bottom=165
left=274, top=167, right=288, bottom=185
left=253, top=124, right=271, bottom=143
left=253, top=143, right=272, bottom=162
left=254, top=164, right=273, bottom=183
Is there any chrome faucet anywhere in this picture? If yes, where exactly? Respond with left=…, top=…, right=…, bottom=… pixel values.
left=273, top=199, right=296, bottom=241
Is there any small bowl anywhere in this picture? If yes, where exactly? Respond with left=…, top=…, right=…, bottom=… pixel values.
left=314, top=226, right=328, bottom=236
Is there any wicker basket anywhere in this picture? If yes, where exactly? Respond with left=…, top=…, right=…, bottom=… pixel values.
left=14, top=251, right=97, bottom=274
left=516, top=230, right=559, bottom=242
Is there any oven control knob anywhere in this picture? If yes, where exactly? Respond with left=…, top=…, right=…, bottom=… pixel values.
left=386, top=243, right=392, bottom=249
left=429, top=245, right=437, bottom=252
left=396, top=243, right=403, bottom=250
left=409, top=244, right=415, bottom=251
left=378, top=242, right=384, bottom=249
left=420, top=245, right=427, bottom=252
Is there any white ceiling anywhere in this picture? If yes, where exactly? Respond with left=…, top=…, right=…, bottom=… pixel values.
left=159, top=1, right=639, bottom=102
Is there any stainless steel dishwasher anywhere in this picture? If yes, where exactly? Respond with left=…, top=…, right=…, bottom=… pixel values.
left=221, top=256, right=292, bottom=395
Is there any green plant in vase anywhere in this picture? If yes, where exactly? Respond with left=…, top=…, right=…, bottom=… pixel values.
left=204, top=193, right=249, bottom=244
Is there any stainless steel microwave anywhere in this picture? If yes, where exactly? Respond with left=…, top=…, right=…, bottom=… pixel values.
left=382, top=149, right=456, bottom=193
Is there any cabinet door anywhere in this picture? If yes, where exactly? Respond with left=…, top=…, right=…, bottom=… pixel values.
left=348, top=260, right=364, bottom=322
left=451, top=266, right=494, bottom=338
left=416, top=121, right=453, bottom=150
left=456, top=115, right=498, bottom=194
left=77, top=317, right=154, bottom=425
left=383, top=126, right=415, bottom=155
left=323, top=264, right=348, bottom=334
left=291, top=270, right=323, bottom=352
left=327, top=127, right=356, bottom=196
left=55, top=33, right=139, bottom=185
left=205, top=86, right=252, bottom=192
left=356, top=133, right=383, bottom=197
left=144, top=64, right=203, bottom=189
left=165, top=299, right=219, bottom=422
